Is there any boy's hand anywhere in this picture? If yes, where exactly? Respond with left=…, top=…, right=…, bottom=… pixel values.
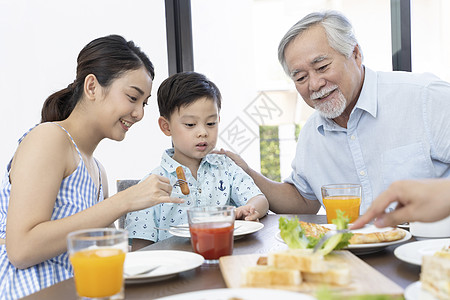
left=235, top=204, right=260, bottom=221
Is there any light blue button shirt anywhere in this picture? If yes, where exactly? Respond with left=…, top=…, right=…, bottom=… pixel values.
left=285, top=67, right=450, bottom=213
left=126, top=148, right=262, bottom=242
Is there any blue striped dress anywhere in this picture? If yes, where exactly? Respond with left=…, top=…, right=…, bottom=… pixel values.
left=0, top=123, right=103, bottom=299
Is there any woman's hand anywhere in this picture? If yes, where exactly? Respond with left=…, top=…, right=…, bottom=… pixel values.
left=123, top=174, right=184, bottom=212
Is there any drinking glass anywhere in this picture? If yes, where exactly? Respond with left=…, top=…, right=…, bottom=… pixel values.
left=321, top=184, right=362, bottom=224
left=67, top=228, right=128, bottom=300
left=187, top=206, right=235, bottom=264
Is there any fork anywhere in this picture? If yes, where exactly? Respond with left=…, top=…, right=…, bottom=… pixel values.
left=312, top=229, right=350, bottom=253
left=172, top=179, right=188, bottom=188
left=124, top=265, right=161, bottom=277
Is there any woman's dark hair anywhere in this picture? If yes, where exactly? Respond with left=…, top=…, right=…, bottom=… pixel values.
left=41, top=35, right=154, bottom=122
left=157, top=71, right=221, bottom=120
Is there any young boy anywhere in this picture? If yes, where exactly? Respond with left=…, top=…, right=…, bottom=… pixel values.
left=126, top=72, right=269, bottom=250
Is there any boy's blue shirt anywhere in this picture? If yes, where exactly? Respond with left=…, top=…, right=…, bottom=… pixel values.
left=125, top=148, right=263, bottom=242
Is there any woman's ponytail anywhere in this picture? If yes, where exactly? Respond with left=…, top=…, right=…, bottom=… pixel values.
left=40, top=81, right=80, bottom=122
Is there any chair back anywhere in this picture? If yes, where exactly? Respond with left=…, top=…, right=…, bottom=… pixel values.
left=116, top=179, right=140, bottom=229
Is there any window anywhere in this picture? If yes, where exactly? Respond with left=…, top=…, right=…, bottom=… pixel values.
left=411, top=0, right=450, bottom=82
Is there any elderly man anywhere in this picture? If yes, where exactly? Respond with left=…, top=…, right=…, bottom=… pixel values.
left=219, top=10, right=450, bottom=214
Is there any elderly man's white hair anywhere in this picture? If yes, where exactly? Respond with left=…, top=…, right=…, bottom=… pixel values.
left=278, top=10, right=363, bottom=76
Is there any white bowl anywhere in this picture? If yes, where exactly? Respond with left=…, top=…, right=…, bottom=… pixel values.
left=410, top=215, right=450, bottom=239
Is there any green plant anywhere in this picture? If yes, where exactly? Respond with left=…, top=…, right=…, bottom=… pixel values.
left=259, top=126, right=280, bottom=181
left=295, top=124, right=301, bottom=140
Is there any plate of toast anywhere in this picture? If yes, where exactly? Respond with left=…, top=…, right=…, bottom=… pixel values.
left=220, top=251, right=404, bottom=296
left=406, top=244, right=449, bottom=299
left=275, top=222, right=411, bottom=255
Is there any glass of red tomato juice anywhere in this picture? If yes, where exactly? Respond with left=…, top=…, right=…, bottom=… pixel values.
left=187, top=206, right=235, bottom=264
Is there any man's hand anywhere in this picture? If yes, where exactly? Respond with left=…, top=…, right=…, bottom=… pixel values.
left=212, top=148, right=250, bottom=174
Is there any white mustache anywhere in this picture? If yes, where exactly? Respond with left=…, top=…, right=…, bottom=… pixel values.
left=310, top=85, right=338, bottom=100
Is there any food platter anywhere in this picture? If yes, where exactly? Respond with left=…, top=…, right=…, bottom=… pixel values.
left=275, top=224, right=411, bottom=255
left=220, top=252, right=404, bottom=296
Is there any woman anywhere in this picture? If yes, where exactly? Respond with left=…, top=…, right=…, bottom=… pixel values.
left=0, top=35, right=182, bottom=299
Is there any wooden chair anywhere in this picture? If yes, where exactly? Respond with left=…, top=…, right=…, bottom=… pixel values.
left=116, top=179, right=140, bottom=229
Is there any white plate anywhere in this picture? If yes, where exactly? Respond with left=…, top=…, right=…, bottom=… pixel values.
left=124, top=250, right=204, bottom=284
left=169, top=220, right=264, bottom=239
left=394, top=238, right=450, bottom=265
left=275, top=224, right=411, bottom=255
left=154, top=288, right=315, bottom=300
left=404, top=281, right=438, bottom=300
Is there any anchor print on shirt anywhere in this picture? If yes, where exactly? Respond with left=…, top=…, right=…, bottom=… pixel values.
left=218, top=180, right=226, bottom=192
left=217, top=180, right=228, bottom=205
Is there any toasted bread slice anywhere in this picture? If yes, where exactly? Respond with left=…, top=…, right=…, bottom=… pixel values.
left=349, top=229, right=406, bottom=244
left=420, top=255, right=450, bottom=300
left=268, top=249, right=326, bottom=273
left=302, top=260, right=350, bottom=286
left=299, top=221, right=406, bottom=244
left=435, top=245, right=450, bottom=259
left=243, top=265, right=302, bottom=287
left=256, top=256, right=268, bottom=265
left=299, top=221, right=330, bottom=237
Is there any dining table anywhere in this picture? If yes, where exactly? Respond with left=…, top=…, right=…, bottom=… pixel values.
left=22, top=214, right=420, bottom=299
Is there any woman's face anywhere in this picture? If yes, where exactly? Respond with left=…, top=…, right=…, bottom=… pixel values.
left=96, top=67, right=153, bottom=141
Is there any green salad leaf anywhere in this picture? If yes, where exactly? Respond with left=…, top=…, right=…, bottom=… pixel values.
left=318, top=210, right=354, bottom=256
left=278, top=210, right=353, bottom=255
left=278, top=216, right=311, bottom=249
left=316, top=287, right=404, bottom=300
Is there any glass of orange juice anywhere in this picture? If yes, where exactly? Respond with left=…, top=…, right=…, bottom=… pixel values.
left=67, top=228, right=128, bottom=300
left=321, top=184, right=362, bottom=224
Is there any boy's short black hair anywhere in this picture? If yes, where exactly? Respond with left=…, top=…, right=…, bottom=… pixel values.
left=157, top=71, right=222, bottom=119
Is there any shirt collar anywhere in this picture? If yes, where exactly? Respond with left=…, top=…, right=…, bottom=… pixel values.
left=160, top=148, right=179, bottom=174
left=160, top=148, right=222, bottom=175
left=355, top=66, right=377, bottom=119
left=315, top=66, right=378, bottom=135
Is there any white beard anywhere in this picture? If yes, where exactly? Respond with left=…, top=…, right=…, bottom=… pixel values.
left=312, top=88, right=347, bottom=119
